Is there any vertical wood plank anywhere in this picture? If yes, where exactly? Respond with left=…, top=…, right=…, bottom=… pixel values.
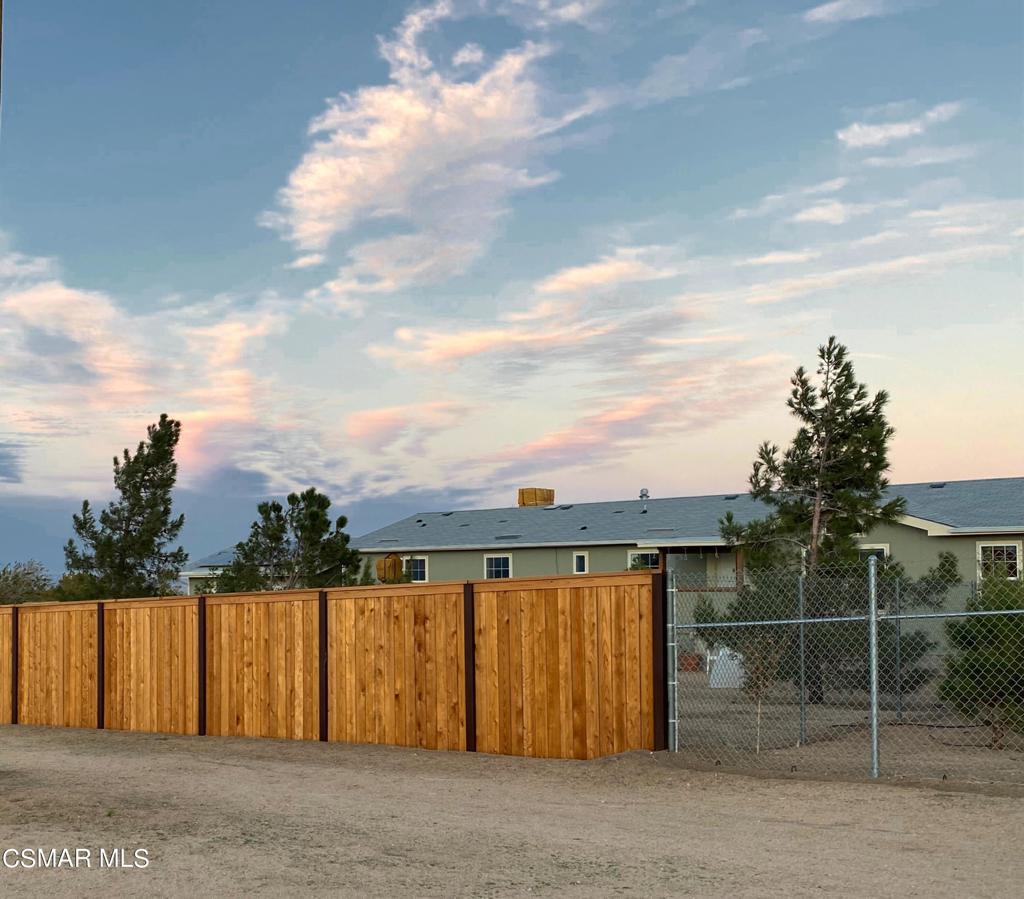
left=598, top=586, right=614, bottom=757
left=557, top=588, right=573, bottom=759
left=570, top=588, right=587, bottom=759
left=520, top=591, right=535, bottom=757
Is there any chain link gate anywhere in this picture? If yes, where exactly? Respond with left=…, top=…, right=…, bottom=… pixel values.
left=667, top=557, right=1024, bottom=785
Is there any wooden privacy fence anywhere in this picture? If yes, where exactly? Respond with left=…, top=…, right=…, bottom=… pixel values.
left=0, top=572, right=666, bottom=760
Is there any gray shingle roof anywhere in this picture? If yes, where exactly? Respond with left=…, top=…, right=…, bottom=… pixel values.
left=193, top=549, right=237, bottom=569
left=890, top=477, right=1024, bottom=529
left=352, top=477, right=1024, bottom=551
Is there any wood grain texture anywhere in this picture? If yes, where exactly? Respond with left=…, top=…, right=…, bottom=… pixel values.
left=205, top=593, right=319, bottom=740
left=473, top=574, right=655, bottom=759
left=0, top=608, right=12, bottom=724
left=3, top=573, right=658, bottom=760
left=104, top=598, right=199, bottom=735
left=324, top=586, right=466, bottom=751
left=17, top=604, right=98, bottom=728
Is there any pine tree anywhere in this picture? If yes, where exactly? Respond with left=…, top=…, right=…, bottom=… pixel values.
left=64, top=414, right=188, bottom=598
left=213, top=488, right=363, bottom=592
left=721, top=336, right=905, bottom=570
left=719, top=337, right=911, bottom=703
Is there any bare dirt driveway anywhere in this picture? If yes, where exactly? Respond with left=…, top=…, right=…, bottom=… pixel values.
left=1, top=727, right=1021, bottom=898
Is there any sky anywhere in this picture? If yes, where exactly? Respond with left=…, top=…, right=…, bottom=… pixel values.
left=1, top=0, right=1022, bottom=572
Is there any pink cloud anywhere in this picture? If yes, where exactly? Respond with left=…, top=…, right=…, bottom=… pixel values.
left=345, top=401, right=468, bottom=451
left=369, top=318, right=616, bottom=368
left=535, top=246, right=677, bottom=294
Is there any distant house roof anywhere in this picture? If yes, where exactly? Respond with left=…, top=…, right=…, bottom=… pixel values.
left=191, top=548, right=237, bottom=570
left=888, top=478, right=1024, bottom=530
left=352, top=477, right=1024, bottom=552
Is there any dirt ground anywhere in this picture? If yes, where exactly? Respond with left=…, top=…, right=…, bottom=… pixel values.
left=1, top=727, right=1022, bottom=898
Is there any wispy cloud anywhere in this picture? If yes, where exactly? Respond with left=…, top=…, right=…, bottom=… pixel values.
left=452, top=42, right=485, bottom=66
left=286, top=253, right=325, bottom=270
left=863, top=144, right=979, bottom=169
left=489, top=354, right=787, bottom=478
left=803, top=0, right=894, bottom=25
left=369, top=317, right=617, bottom=369
left=263, top=1, right=598, bottom=309
left=837, top=101, right=963, bottom=149
left=736, top=250, right=822, bottom=266
left=745, top=243, right=1013, bottom=304
left=535, top=246, right=678, bottom=293
left=0, top=250, right=55, bottom=280
left=731, top=177, right=849, bottom=220
left=0, top=441, right=24, bottom=483
left=632, top=27, right=768, bottom=106
left=345, top=401, right=469, bottom=451
left=789, top=199, right=892, bottom=224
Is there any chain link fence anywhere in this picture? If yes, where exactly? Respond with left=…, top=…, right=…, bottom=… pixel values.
left=668, top=558, right=1024, bottom=785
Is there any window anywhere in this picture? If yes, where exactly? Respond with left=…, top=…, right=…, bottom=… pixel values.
left=484, top=555, right=512, bottom=579
left=403, top=556, right=428, bottom=583
left=978, top=543, right=1021, bottom=580
left=858, top=544, right=889, bottom=563
left=573, top=552, right=589, bottom=574
left=628, top=551, right=660, bottom=570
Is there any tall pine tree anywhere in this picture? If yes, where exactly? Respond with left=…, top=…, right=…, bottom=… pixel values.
left=213, top=488, right=365, bottom=592
left=64, top=414, right=188, bottom=597
left=721, top=336, right=905, bottom=571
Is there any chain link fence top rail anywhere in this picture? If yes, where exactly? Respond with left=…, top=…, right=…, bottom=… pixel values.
left=667, top=558, right=1024, bottom=785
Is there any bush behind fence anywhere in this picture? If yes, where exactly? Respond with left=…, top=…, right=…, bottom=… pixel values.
left=669, top=559, right=1024, bottom=784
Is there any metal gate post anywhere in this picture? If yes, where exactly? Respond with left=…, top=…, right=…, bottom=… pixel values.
left=666, top=571, right=678, bottom=752
left=868, top=556, right=880, bottom=779
left=797, top=573, right=807, bottom=747
left=894, top=577, right=903, bottom=722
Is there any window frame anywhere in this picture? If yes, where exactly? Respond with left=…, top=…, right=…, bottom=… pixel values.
left=857, top=543, right=890, bottom=563
left=402, top=555, right=429, bottom=583
left=573, top=551, right=589, bottom=574
left=627, top=550, right=661, bottom=570
left=483, top=554, right=513, bottom=579
left=976, top=541, right=1022, bottom=581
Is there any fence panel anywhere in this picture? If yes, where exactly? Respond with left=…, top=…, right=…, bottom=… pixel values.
left=0, top=572, right=666, bottom=761
left=670, top=561, right=1024, bottom=785
left=474, top=574, right=655, bottom=759
left=205, top=592, right=320, bottom=740
left=325, top=585, right=466, bottom=751
left=0, top=607, right=11, bottom=724
left=104, top=598, right=200, bottom=735
left=17, top=603, right=98, bottom=728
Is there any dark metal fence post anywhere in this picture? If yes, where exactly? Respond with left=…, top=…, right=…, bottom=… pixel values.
left=666, top=571, right=678, bottom=752
left=197, top=596, right=207, bottom=736
left=797, top=573, right=807, bottom=746
left=10, top=606, right=19, bottom=725
left=868, top=556, right=880, bottom=778
left=462, top=582, right=477, bottom=752
left=652, top=571, right=668, bottom=751
left=319, top=590, right=328, bottom=742
left=96, top=602, right=105, bottom=729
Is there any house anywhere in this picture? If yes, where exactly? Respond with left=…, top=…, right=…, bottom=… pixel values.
left=353, top=477, right=1023, bottom=586
left=180, top=548, right=235, bottom=595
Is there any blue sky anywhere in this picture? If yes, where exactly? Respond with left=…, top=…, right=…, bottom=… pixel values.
left=1, top=0, right=1022, bottom=572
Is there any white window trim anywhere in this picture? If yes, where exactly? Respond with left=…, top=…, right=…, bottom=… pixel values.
left=858, top=543, right=890, bottom=559
left=976, top=541, right=1022, bottom=581
left=627, top=550, right=661, bottom=569
left=483, top=554, right=513, bottom=579
left=573, top=551, right=589, bottom=574
left=402, top=554, right=429, bottom=583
